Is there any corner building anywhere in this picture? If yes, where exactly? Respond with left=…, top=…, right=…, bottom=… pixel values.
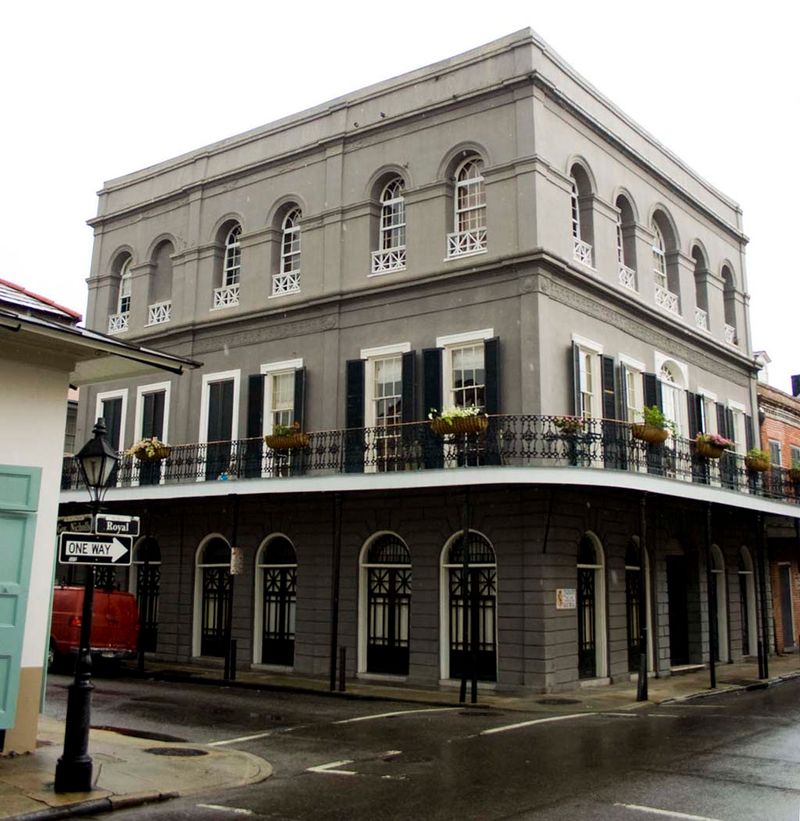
left=61, top=30, right=800, bottom=693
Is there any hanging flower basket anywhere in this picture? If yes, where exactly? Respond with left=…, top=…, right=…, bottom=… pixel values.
left=745, top=456, right=770, bottom=473
left=128, top=438, right=171, bottom=462
left=430, top=415, right=489, bottom=436
left=265, top=432, right=309, bottom=450
left=631, top=424, right=669, bottom=445
left=695, top=441, right=726, bottom=460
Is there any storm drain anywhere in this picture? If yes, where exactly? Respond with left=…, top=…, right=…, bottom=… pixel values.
left=144, top=747, right=209, bottom=757
left=535, top=698, right=581, bottom=706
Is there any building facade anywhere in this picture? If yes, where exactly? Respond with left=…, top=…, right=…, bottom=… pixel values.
left=61, top=30, right=799, bottom=693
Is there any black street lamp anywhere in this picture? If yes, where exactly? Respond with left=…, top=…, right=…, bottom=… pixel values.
left=54, top=418, right=119, bottom=793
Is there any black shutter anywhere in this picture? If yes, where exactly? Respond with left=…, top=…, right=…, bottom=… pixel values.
left=293, top=367, right=306, bottom=430
left=401, top=351, right=416, bottom=423
left=572, top=342, right=582, bottom=416
left=206, top=380, right=234, bottom=480
left=423, top=348, right=444, bottom=469
left=139, top=392, right=165, bottom=486
left=345, top=359, right=365, bottom=473
left=687, top=392, right=701, bottom=438
left=726, top=409, right=735, bottom=444
left=244, top=374, right=265, bottom=478
left=618, top=365, right=629, bottom=421
left=643, top=373, right=661, bottom=410
left=484, top=337, right=500, bottom=415
left=716, top=403, right=729, bottom=438
left=601, top=356, right=616, bottom=420
left=102, top=397, right=123, bottom=451
left=745, top=414, right=754, bottom=451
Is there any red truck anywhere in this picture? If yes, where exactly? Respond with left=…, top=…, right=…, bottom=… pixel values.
left=49, top=585, right=140, bottom=671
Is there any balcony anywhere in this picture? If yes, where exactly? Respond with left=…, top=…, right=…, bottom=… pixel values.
left=147, top=300, right=172, bottom=326
left=655, top=284, right=680, bottom=316
left=695, top=307, right=709, bottom=332
left=573, top=238, right=593, bottom=267
left=618, top=264, right=636, bottom=290
left=60, top=417, right=800, bottom=508
left=447, top=228, right=487, bottom=259
left=371, top=246, right=406, bottom=274
left=213, top=283, right=240, bottom=309
left=724, top=324, right=737, bottom=345
left=272, top=270, right=300, bottom=296
left=107, top=312, right=129, bottom=334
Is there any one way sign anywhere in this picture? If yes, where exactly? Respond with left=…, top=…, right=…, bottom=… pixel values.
left=58, top=533, right=132, bottom=566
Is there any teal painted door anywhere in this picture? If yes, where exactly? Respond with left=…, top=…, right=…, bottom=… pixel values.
left=0, top=466, right=40, bottom=731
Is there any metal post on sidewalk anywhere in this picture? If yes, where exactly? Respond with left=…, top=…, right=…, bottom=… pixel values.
left=329, top=493, right=343, bottom=692
left=705, top=503, right=717, bottom=689
left=636, top=495, right=648, bottom=702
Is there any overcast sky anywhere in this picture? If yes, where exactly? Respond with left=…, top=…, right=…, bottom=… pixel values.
left=2, top=1, right=797, bottom=392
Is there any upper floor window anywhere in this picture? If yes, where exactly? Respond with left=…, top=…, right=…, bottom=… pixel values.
left=658, top=361, right=687, bottom=435
left=721, top=265, right=737, bottom=345
left=213, top=223, right=242, bottom=310
left=450, top=343, right=485, bottom=410
left=692, top=246, right=710, bottom=332
left=109, top=255, right=132, bottom=334
left=615, top=195, right=636, bottom=290
left=569, top=164, right=594, bottom=267
left=372, top=177, right=406, bottom=274
left=652, top=224, right=667, bottom=288
left=273, top=207, right=302, bottom=296
left=447, top=156, right=486, bottom=258
left=651, top=213, right=680, bottom=316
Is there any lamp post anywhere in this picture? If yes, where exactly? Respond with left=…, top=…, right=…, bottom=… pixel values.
left=54, top=418, right=119, bottom=793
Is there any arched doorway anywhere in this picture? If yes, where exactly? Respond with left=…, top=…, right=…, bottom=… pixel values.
left=577, top=533, right=607, bottom=679
left=710, top=545, right=729, bottom=662
left=359, top=533, right=411, bottom=675
left=738, top=546, right=757, bottom=657
left=130, top=536, right=161, bottom=652
left=254, top=535, right=297, bottom=666
left=441, top=531, right=497, bottom=682
left=193, top=536, right=232, bottom=658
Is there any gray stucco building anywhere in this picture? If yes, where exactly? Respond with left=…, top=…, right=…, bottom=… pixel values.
left=61, top=30, right=800, bottom=693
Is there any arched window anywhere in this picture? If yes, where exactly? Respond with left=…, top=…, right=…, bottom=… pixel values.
left=371, top=178, right=406, bottom=274
left=569, top=165, right=594, bottom=266
left=737, top=547, right=757, bottom=657
left=440, top=531, right=496, bottom=682
left=577, top=533, right=606, bottom=679
left=273, top=208, right=302, bottom=295
left=130, top=537, right=161, bottom=652
left=721, top=265, right=737, bottom=345
left=254, top=536, right=297, bottom=666
left=194, top=537, right=232, bottom=658
left=359, top=533, right=411, bottom=675
left=447, top=156, right=486, bottom=258
left=213, top=223, right=242, bottom=309
left=615, top=195, right=636, bottom=289
left=692, top=246, right=709, bottom=331
left=109, top=255, right=132, bottom=334
left=710, top=545, right=729, bottom=663
left=652, top=213, right=680, bottom=315
left=148, top=239, right=174, bottom=326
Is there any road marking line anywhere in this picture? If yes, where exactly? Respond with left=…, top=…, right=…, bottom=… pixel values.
left=196, top=804, right=253, bottom=815
left=334, top=707, right=459, bottom=724
left=208, top=726, right=302, bottom=746
left=614, top=802, right=722, bottom=820
left=481, top=713, right=588, bottom=735
left=599, top=712, right=638, bottom=718
left=307, top=759, right=357, bottom=775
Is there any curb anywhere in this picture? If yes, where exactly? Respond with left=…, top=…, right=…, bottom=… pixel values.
left=12, top=791, right=177, bottom=821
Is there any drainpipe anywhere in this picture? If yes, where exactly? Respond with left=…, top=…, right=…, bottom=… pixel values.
left=705, top=503, right=717, bottom=689
left=637, top=495, right=648, bottom=701
left=329, top=493, right=343, bottom=691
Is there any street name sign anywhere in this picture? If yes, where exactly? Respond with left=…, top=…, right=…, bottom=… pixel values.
left=95, top=514, right=141, bottom=537
left=57, top=514, right=94, bottom=535
left=59, top=533, right=132, bottom=566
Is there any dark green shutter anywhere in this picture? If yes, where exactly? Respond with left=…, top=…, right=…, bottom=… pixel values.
left=484, top=337, right=500, bottom=415
left=572, top=342, right=582, bottom=416
left=686, top=392, right=700, bottom=437
left=345, top=360, right=365, bottom=473
left=716, top=403, right=728, bottom=438
left=601, top=356, right=616, bottom=420
left=244, top=374, right=265, bottom=478
left=422, top=348, right=443, bottom=469
left=745, top=414, right=754, bottom=451
left=401, top=352, right=415, bottom=423
left=293, top=367, right=306, bottom=430
left=643, top=373, right=661, bottom=410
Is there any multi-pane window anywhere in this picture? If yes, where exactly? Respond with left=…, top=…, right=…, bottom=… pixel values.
left=699, top=395, right=718, bottom=435
left=281, top=209, right=301, bottom=274
left=455, top=158, right=485, bottom=233
left=373, top=357, right=402, bottom=427
left=791, top=445, right=800, bottom=469
left=769, top=439, right=782, bottom=467
left=652, top=224, right=667, bottom=288
left=659, top=364, right=684, bottom=435
left=729, top=408, right=746, bottom=456
left=451, top=344, right=485, bottom=409
left=118, top=257, right=132, bottom=314
left=623, top=366, right=643, bottom=423
left=223, top=224, right=241, bottom=286
left=578, top=349, right=597, bottom=418
left=380, top=179, right=405, bottom=251
left=270, top=371, right=295, bottom=430
left=571, top=180, right=581, bottom=244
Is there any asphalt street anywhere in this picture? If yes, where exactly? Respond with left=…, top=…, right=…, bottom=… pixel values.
left=45, top=672, right=800, bottom=820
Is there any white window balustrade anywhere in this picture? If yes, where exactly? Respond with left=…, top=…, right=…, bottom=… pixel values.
left=371, top=247, right=406, bottom=274
left=446, top=228, right=487, bottom=259
left=272, top=270, right=301, bottom=296
left=147, top=300, right=172, bottom=326
left=213, top=284, right=240, bottom=309
left=724, top=324, right=737, bottom=345
left=655, top=284, right=680, bottom=315
left=573, top=237, right=593, bottom=266
left=108, top=312, right=129, bottom=334
left=618, top=264, right=636, bottom=290
left=694, top=307, right=709, bottom=331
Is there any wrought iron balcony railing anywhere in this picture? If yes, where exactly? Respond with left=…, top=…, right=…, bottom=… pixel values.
left=60, top=416, right=800, bottom=506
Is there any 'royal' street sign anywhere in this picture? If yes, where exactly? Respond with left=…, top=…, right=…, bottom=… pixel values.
left=95, top=514, right=141, bottom=537
left=58, top=533, right=132, bottom=566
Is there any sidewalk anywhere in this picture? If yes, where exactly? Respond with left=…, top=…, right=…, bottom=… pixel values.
left=1, top=653, right=798, bottom=819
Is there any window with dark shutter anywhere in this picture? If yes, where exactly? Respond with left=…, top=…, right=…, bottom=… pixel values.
left=345, top=359, right=365, bottom=473
left=484, top=338, right=500, bottom=415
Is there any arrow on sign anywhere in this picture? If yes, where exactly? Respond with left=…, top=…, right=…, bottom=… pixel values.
left=107, top=537, right=129, bottom=563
